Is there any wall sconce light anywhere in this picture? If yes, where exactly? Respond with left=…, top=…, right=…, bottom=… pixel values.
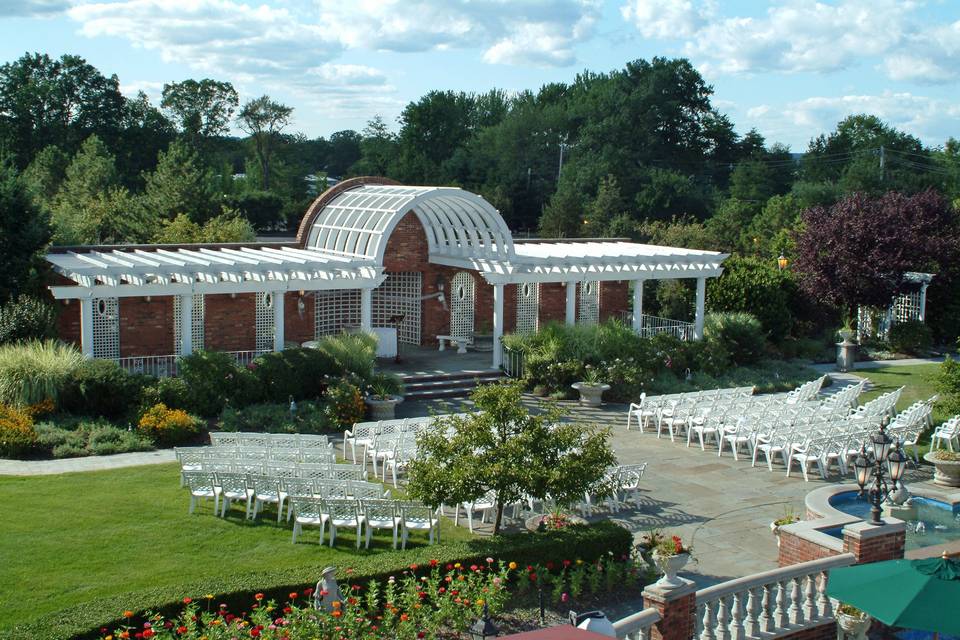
left=435, top=274, right=446, bottom=292
left=145, top=296, right=152, bottom=303
left=230, top=293, right=237, bottom=299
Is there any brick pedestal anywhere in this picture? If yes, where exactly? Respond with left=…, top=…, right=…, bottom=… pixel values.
left=642, top=578, right=697, bottom=640
left=842, top=520, right=906, bottom=564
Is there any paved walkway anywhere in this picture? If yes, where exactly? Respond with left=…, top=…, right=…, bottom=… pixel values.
left=0, top=449, right=176, bottom=476
left=810, top=355, right=946, bottom=375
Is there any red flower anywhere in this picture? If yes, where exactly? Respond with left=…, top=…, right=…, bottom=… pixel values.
left=429, top=559, right=438, bottom=567
left=529, top=573, right=537, bottom=582
left=142, top=631, right=154, bottom=639
left=303, top=588, right=314, bottom=597
left=250, top=629, right=260, bottom=637
left=182, top=597, right=192, bottom=604
left=469, top=564, right=478, bottom=572
left=288, top=592, right=298, bottom=600
left=176, top=626, right=188, bottom=634
left=546, top=561, right=555, bottom=570
left=254, top=593, right=264, bottom=601
left=446, top=563, right=453, bottom=570
left=563, top=560, right=571, bottom=567
left=409, top=563, right=418, bottom=570
left=351, top=584, right=361, bottom=591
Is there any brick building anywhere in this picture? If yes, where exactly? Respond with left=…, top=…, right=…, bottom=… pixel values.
left=45, top=177, right=728, bottom=372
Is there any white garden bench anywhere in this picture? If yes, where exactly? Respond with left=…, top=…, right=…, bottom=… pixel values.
left=436, top=334, right=472, bottom=354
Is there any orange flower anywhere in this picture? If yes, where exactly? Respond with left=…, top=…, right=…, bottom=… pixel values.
left=123, top=611, right=134, bottom=618
left=288, top=592, right=298, bottom=600
left=254, top=593, right=264, bottom=601
left=331, top=601, right=342, bottom=609
left=400, top=613, right=409, bottom=622
left=332, top=610, right=342, bottom=618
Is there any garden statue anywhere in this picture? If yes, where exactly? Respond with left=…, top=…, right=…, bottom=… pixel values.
left=313, top=566, right=342, bottom=612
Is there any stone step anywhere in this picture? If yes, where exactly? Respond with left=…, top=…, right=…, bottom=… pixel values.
left=402, top=369, right=506, bottom=400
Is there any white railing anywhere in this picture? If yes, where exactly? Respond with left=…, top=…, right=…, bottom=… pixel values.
left=694, top=553, right=854, bottom=640
left=500, top=339, right=525, bottom=378
left=618, top=312, right=696, bottom=341
left=613, top=607, right=662, bottom=640
left=112, top=350, right=270, bottom=377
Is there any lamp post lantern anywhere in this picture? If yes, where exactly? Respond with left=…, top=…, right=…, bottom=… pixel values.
left=777, top=254, right=789, bottom=271
left=853, top=419, right=908, bottom=525
left=469, top=603, right=499, bottom=640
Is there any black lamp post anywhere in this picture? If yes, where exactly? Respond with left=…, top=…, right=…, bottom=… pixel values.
left=853, top=419, right=908, bottom=525
left=469, top=603, right=499, bottom=640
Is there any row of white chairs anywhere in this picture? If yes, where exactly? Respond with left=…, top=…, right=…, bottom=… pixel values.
left=176, top=446, right=336, bottom=467
left=785, top=376, right=828, bottom=404
left=209, top=432, right=332, bottom=449
left=932, top=416, right=960, bottom=452
left=184, top=461, right=367, bottom=482
left=344, top=415, right=470, bottom=463
left=290, top=497, right=438, bottom=549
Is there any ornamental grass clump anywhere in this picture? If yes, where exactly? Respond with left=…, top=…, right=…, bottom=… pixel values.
left=0, top=339, right=85, bottom=407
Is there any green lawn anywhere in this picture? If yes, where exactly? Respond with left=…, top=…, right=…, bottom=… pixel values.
left=856, top=363, right=945, bottom=450
left=0, top=463, right=472, bottom=631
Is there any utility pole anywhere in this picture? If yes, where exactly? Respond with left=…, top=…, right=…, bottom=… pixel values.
left=557, top=134, right=568, bottom=182
left=879, top=145, right=885, bottom=182
left=527, top=166, right=531, bottom=190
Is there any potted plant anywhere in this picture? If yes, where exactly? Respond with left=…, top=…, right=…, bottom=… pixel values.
left=364, top=372, right=404, bottom=420
left=651, top=533, right=692, bottom=588
left=923, top=450, right=960, bottom=487
left=472, top=318, right=494, bottom=352
left=571, top=365, right=611, bottom=407
left=770, top=507, right=800, bottom=546
left=524, top=507, right=587, bottom=533
left=635, top=529, right=665, bottom=566
left=836, top=603, right=871, bottom=639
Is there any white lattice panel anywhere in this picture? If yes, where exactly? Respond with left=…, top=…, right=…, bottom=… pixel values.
left=892, top=290, right=923, bottom=324
left=515, top=282, right=539, bottom=334
left=578, top=281, right=600, bottom=325
left=173, top=294, right=205, bottom=352
left=373, top=272, right=422, bottom=345
left=92, top=297, right=119, bottom=359
left=450, top=272, right=476, bottom=339
left=315, top=289, right=361, bottom=337
left=255, top=292, right=276, bottom=352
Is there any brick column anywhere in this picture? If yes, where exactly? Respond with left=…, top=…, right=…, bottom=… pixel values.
left=842, top=521, right=906, bottom=564
left=642, top=578, right=697, bottom=640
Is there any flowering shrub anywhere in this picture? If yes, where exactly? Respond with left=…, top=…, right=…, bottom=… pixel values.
left=325, top=379, right=365, bottom=429
left=0, top=402, right=36, bottom=457
left=137, top=403, right=199, bottom=446
left=23, top=397, right=55, bottom=419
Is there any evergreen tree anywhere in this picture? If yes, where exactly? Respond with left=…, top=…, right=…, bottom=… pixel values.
left=538, top=179, right=584, bottom=238
left=22, top=145, right=69, bottom=212
left=51, top=135, right=121, bottom=244
left=0, top=159, right=51, bottom=298
left=139, top=140, right=218, bottom=223
left=584, top=175, right=627, bottom=234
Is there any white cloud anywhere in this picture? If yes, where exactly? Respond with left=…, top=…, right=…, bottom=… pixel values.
left=316, top=0, right=601, bottom=67
left=743, top=91, right=960, bottom=148
left=0, top=0, right=70, bottom=17
left=619, top=0, right=960, bottom=84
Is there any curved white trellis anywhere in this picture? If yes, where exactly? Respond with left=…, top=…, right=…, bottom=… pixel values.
left=305, top=185, right=515, bottom=265
left=450, top=272, right=476, bottom=340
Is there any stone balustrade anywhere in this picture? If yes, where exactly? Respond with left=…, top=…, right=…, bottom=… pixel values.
left=613, top=607, right=662, bottom=640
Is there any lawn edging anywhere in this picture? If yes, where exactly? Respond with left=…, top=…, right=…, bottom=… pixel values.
left=8, top=521, right=632, bottom=640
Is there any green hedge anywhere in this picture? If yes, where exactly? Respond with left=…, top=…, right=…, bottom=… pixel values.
left=8, top=521, right=631, bottom=640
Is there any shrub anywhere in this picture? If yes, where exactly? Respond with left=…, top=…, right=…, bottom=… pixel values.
left=703, top=312, right=766, bottom=367
left=249, top=347, right=339, bottom=403
left=139, top=376, right=190, bottom=412
left=888, top=320, right=933, bottom=355
left=34, top=422, right=86, bottom=456
left=137, top=403, right=200, bottom=446
left=177, top=351, right=260, bottom=416
left=218, top=400, right=331, bottom=434
left=706, top=256, right=796, bottom=342
left=324, top=378, right=365, bottom=428
left=32, top=419, right=154, bottom=458
left=86, top=424, right=153, bottom=456
left=0, top=339, right=85, bottom=406
left=10, top=521, right=631, bottom=640
left=60, top=359, right=148, bottom=420
left=317, top=332, right=377, bottom=382
left=0, top=294, right=58, bottom=344
left=0, top=403, right=36, bottom=457
left=366, top=371, right=405, bottom=398
left=935, top=356, right=960, bottom=417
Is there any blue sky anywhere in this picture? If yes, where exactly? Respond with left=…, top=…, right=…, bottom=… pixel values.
left=2, top=0, right=958, bottom=150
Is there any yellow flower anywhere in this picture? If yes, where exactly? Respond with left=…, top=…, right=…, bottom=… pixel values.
left=454, top=563, right=461, bottom=569
left=476, top=599, right=485, bottom=606
left=106, top=636, right=113, bottom=640
left=205, top=594, right=214, bottom=599
left=508, top=562, right=517, bottom=570
left=576, top=559, right=584, bottom=565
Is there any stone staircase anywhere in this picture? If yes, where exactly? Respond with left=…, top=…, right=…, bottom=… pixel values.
left=401, top=369, right=505, bottom=401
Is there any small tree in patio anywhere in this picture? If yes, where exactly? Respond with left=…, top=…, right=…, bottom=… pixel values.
left=407, top=380, right=617, bottom=534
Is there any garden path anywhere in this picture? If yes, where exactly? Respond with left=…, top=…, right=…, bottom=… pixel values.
left=0, top=449, right=176, bottom=475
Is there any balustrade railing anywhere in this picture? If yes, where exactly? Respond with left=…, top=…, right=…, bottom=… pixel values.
left=694, top=553, right=854, bottom=640
left=499, top=340, right=525, bottom=379
left=617, top=312, right=696, bottom=340
left=112, top=349, right=271, bottom=377
left=613, top=607, right=662, bottom=640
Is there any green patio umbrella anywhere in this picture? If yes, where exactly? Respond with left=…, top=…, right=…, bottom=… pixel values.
left=827, top=553, right=960, bottom=636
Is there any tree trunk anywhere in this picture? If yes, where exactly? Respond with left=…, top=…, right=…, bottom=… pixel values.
left=494, top=501, right=504, bottom=535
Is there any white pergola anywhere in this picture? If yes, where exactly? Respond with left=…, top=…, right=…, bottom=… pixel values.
left=46, top=245, right=384, bottom=357
left=47, top=181, right=729, bottom=367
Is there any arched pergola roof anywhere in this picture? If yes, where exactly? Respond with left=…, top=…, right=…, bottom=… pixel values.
left=302, top=183, right=515, bottom=265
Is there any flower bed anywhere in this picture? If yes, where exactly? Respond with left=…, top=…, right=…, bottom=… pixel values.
left=8, top=522, right=632, bottom=640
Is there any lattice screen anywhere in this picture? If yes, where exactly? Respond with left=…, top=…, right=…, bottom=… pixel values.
left=373, top=272, right=422, bottom=345
left=173, top=294, right=205, bottom=353
left=515, top=282, right=539, bottom=334
left=315, top=289, right=361, bottom=337
left=450, top=272, right=476, bottom=339
left=92, top=297, right=120, bottom=359
left=892, top=290, right=923, bottom=324
left=255, top=292, right=276, bottom=351
left=577, top=281, right=600, bottom=325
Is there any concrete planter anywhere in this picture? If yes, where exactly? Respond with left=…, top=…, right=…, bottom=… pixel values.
left=365, top=396, right=403, bottom=420
left=571, top=382, right=610, bottom=407
left=924, top=452, right=960, bottom=487
left=836, top=611, right=871, bottom=639
left=652, top=551, right=690, bottom=588
left=836, top=330, right=857, bottom=372
left=524, top=513, right=587, bottom=533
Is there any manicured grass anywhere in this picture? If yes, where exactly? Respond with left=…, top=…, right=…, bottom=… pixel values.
left=0, top=463, right=472, bottom=631
left=856, top=363, right=945, bottom=450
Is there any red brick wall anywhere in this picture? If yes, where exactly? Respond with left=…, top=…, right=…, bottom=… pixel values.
left=844, top=530, right=906, bottom=564
left=645, top=591, right=697, bottom=640
left=779, top=622, right=838, bottom=640
left=57, top=300, right=81, bottom=348
left=539, top=282, right=568, bottom=326
left=600, top=281, right=630, bottom=322
left=119, top=296, right=174, bottom=357
left=284, top=292, right=315, bottom=346
left=204, top=293, right=256, bottom=352
left=778, top=531, right=842, bottom=567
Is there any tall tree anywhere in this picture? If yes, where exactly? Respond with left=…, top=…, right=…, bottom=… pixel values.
left=538, top=178, right=584, bottom=238
left=584, top=174, right=627, bottom=233
left=326, top=130, right=362, bottom=177
left=22, top=145, right=69, bottom=213
left=237, top=95, right=293, bottom=190
left=116, top=91, right=175, bottom=187
left=0, top=159, right=51, bottom=298
left=51, top=135, right=122, bottom=244
left=161, top=79, right=238, bottom=150
left=139, top=140, right=218, bottom=223
left=353, top=115, right=397, bottom=176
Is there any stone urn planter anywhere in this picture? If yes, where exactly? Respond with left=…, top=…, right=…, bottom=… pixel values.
left=836, top=610, right=871, bottom=640
left=769, top=518, right=798, bottom=547
left=836, top=329, right=857, bottom=373
left=652, top=551, right=690, bottom=588
left=571, top=382, right=611, bottom=407
left=524, top=513, right=587, bottom=533
left=923, top=451, right=960, bottom=487
left=365, top=395, right=403, bottom=420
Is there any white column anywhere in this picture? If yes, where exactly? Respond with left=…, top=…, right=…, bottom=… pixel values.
left=273, top=291, right=285, bottom=352
left=79, top=297, right=94, bottom=358
left=360, top=287, right=373, bottom=331
left=178, top=294, right=193, bottom=356
left=565, top=282, right=577, bottom=326
left=919, top=283, right=929, bottom=322
left=492, top=283, right=504, bottom=369
left=694, top=277, right=706, bottom=340
left=632, top=280, right=644, bottom=333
